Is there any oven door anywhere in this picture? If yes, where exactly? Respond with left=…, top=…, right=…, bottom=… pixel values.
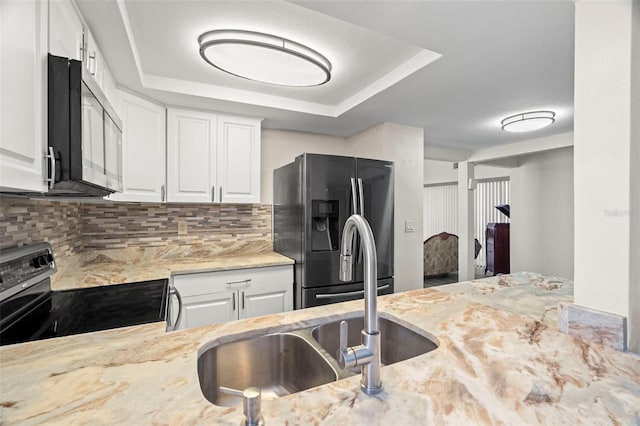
left=301, top=278, right=393, bottom=309
left=0, top=279, right=56, bottom=346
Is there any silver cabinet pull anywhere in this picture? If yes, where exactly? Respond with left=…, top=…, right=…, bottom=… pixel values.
left=211, top=185, right=215, bottom=202
left=315, top=284, right=390, bottom=300
left=167, top=286, right=183, bottom=331
left=219, top=186, right=223, bottom=203
left=232, top=292, right=236, bottom=310
left=242, top=291, right=245, bottom=310
left=226, top=278, right=251, bottom=287
left=44, top=147, right=56, bottom=189
left=160, top=184, right=165, bottom=202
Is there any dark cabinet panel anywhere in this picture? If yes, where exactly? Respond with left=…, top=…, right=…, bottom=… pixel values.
left=485, top=223, right=510, bottom=275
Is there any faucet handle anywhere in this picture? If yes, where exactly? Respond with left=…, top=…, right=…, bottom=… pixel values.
left=338, top=320, right=358, bottom=369
left=220, top=386, right=264, bottom=426
left=339, top=320, right=348, bottom=355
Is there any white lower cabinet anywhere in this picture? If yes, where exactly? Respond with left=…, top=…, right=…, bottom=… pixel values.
left=169, top=265, right=293, bottom=331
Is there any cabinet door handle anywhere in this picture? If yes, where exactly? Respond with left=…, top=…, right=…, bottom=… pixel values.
left=242, top=291, right=245, bottom=310
left=226, top=279, right=251, bottom=287
left=211, top=185, right=215, bottom=202
left=232, top=292, right=236, bottom=310
left=219, top=186, right=223, bottom=203
left=161, top=184, right=166, bottom=202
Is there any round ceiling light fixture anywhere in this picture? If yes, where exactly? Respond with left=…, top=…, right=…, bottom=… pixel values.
left=501, top=110, right=556, bottom=132
left=198, top=30, right=332, bottom=87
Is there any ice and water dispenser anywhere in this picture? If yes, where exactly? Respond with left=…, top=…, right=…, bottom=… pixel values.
left=311, top=200, right=339, bottom=251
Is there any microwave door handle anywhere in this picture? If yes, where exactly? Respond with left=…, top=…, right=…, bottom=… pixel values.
left=44, top=147, right=56, bottom=189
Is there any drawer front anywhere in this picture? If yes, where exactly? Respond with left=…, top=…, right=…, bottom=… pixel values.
left=172, top=265, right=292, bottom=298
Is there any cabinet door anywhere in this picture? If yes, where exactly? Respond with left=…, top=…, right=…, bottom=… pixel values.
left=0, top=0, right=47, bottom=192
left=167, top=108, right=218, bottom=202
left=239, top=266, right=293, bottom=320
left=48, top=0, right=83, bottom=60
left=109, top=90, right=166, bottom=202
left=176, top=291, right=237, bottom=330
left=217, top=115, right=261, bottom=203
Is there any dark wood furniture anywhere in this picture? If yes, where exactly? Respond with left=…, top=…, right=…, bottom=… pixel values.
left=485, top=223, right=510, bottom=275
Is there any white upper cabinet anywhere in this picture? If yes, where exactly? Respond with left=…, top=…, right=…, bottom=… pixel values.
left=48, top=0, right=83, bottom=61
left=0, top=0, right=48, bottom=192
left=217, top=115, right=261, bottom=204
left=108, top=90, right=166, bottom=202
left=166, top=108, right=261, bottom=204
left=166, top=108, right=218, bottom=203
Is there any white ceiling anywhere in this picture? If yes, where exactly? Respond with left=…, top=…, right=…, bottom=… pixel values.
left=76, top=0, right=575, bottom=151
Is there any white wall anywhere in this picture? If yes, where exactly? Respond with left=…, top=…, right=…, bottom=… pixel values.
left=574, top=1, right=634, bottom=320
left=260, top=129, right=347, bottom=204
left=423, top=159, right=510, bottom=185
left=510, top=147, right=574, bottom=279
left=347, top=123, right=425, bottom=293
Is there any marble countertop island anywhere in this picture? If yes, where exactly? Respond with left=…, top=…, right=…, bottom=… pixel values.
left=1, top=272, right=639, bottom=425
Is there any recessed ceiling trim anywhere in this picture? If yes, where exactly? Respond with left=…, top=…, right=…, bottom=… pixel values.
left=115, top=0, right=442, bottom=117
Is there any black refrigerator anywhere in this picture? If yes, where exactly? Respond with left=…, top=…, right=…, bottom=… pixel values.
left=273, top=153, right=394, bottom=309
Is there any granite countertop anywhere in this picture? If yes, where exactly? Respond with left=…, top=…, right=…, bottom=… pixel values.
left=52, top=245, right=294, bottom=290
left=1, top=272, right=639, bottom=425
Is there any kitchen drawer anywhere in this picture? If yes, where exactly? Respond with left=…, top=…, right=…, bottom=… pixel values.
left=171, top=265, right=292, bottom=298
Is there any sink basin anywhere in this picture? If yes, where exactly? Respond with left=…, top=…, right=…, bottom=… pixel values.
left=312, top=317, right=438, bottom=366
left=198, top=333, right=338, bottom=407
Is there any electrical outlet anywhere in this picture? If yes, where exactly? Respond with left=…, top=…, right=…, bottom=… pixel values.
left=178, top=220, right=188, bottom=235
left=404, top=220, right=415, bottom=233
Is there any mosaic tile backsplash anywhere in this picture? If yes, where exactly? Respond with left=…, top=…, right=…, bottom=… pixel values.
left=0, top=197, right=272, bottom=267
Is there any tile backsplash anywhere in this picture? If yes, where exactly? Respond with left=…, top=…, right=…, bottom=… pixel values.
left=0, top=197, right=272, bottom=264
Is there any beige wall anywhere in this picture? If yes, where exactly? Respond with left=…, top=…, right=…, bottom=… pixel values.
left=347, top=123, right=425, bottom=293
left=261, top=129, right=347, bottom=204
left=510, top=147, right=574, bottom=279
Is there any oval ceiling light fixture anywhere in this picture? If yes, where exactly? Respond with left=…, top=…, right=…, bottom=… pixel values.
left=501, top=110, right=556, bottom=132
left=198, top=30, right=332, bottom=87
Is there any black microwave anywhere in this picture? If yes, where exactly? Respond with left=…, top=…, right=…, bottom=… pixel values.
left=47, top=54, right=122, bottom=197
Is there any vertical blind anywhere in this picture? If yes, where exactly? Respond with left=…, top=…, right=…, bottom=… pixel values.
left=423, top=178, right=510, bottom=270
left=474, top=178, right=510, bottom=270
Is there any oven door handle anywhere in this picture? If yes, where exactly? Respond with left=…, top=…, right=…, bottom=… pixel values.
left=315, top=284, right=390, bottom=300
left=167, top=285, right=183, bottom=331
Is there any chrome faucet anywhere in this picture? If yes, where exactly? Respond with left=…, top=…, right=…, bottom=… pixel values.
left=337, top=214, right=382, bottom=395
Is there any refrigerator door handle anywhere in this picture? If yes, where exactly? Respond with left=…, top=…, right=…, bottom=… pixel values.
left=357, top=178, right=365, bottom=218
left=357, top=177, right=365, bottom=263
left=350, top=178, right=358, bottom=215
left=315, top=284, right=390, bottom=300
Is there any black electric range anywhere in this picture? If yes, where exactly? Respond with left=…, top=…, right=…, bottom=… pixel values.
left=0, top=243, right=169, bottom=346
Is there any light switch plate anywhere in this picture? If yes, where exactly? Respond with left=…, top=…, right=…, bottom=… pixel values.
left=404, top=220, right=415, bottom=233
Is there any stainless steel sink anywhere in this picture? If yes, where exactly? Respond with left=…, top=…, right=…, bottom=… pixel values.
left=312, top=317, right=438, bottom=366
left=198, top=333, right=338, bottom=407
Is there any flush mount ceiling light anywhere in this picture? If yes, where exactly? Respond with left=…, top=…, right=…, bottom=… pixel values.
left=198, top=30, right=332, bottom=87
left=501, top=110, right=556, bottom=132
